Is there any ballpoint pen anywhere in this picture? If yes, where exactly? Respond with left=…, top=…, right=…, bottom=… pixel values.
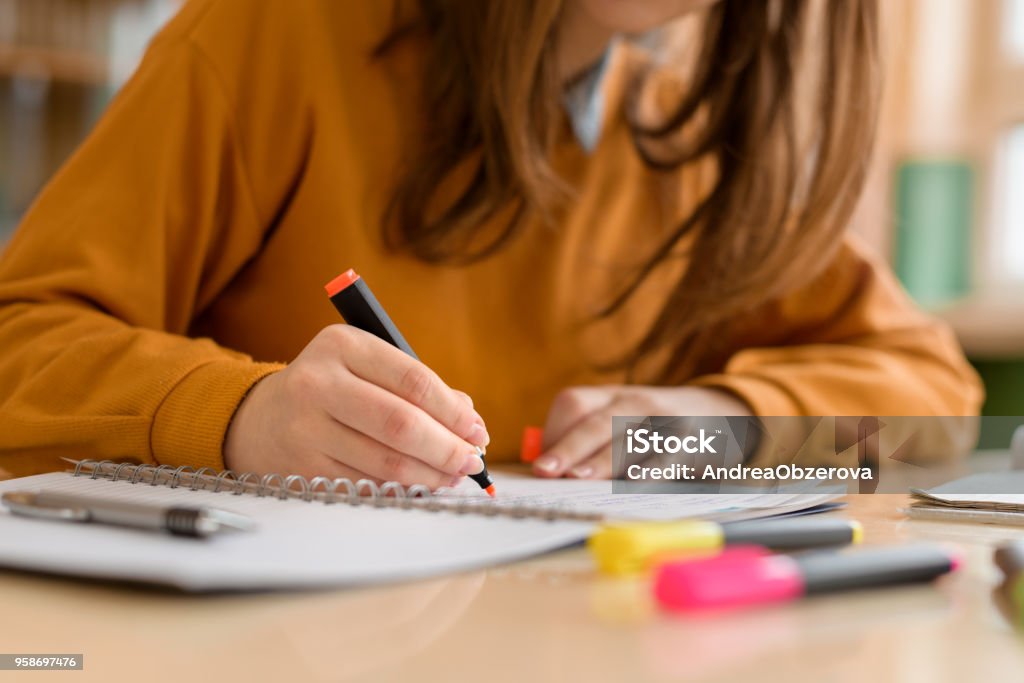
left=1, top=490, right=255, bottom=538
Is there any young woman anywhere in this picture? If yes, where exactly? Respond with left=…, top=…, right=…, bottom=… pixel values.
left=0, top=0, right=981, bottom=487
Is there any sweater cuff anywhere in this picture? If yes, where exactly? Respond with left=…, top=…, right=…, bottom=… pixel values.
left=151, top=359, right=284, bottom=470
left=688, top=373, right=803, bottom=417
left=689, top=374, right=814, bottom=466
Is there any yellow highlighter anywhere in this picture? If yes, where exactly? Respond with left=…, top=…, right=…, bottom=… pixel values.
left=589, top=517, right=863, bottom=575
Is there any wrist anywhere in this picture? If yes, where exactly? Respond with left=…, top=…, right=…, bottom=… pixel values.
left=223, top=370, right=279, bottom=472
left=689, top=387, right=755, bottom=416
left=651, top=385, right=754, bottom=417
left=152, top=360, right=283, bottom=472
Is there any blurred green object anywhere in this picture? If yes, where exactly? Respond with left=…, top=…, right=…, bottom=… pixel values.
left=972, top=359, right=1024, bottom=420
left=895, top=160, right=973, bottom=306
left=1015, top=576, right=1024, bottom=628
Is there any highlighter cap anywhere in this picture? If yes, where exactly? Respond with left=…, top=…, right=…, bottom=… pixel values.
left=520, top=426, right=544, bottom=463
left=324, top=269, right=361, bottom=297
left=588, top=521, right=725, bottom=575
left=654, top=547, right=804, bottom=612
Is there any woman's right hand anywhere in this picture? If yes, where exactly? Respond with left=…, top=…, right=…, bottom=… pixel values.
left=223, top=324, right=489, bottom=489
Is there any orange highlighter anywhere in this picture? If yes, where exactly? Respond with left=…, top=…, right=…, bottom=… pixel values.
left=521, top=426, right=544, bottom=463
left=325, top=269, right=496, bottom=497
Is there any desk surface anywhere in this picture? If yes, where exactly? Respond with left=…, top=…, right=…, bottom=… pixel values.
left=1, top=494, right=1023, bottom=683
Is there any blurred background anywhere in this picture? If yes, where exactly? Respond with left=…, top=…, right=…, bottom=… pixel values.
left=0, top=0, right=1021, bottom=415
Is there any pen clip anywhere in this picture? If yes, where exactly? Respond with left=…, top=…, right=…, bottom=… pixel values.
left=1, top=491, right=91, bottom=522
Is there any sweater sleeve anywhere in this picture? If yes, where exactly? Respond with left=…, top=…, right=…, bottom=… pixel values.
left=689, top=235, right=984, bottom=418
left=0, top=39, right=287, bottom=477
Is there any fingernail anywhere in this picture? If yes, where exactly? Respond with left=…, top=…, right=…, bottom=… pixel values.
left=571, top=465, right=593, bottom=479
left=467, top=422, right=491, bottom=447
left=447, top=476, right=464, bottom=488
left=459, top=452, right=485, bottom=475
left=534, top=456, right=559, bottom=473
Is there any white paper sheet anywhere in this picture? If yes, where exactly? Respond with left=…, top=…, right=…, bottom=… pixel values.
left=446, top=473, right=839, bottom=522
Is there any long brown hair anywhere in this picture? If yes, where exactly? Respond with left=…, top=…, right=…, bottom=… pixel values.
left=378, top=0, right=880, bottom=378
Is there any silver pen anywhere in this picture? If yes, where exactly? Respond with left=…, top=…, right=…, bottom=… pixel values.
left=1, top=490, right=255, bottom=538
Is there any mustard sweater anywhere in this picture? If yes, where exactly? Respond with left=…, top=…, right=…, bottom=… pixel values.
left=0, top=0, right=983, bottom=477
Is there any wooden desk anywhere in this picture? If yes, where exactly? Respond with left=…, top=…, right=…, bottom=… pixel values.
left=0, top=495, right=1022, bottom=683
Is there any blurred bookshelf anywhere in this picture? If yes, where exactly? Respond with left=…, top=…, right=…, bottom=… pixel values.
left=0, top=0, right=179, bottom=243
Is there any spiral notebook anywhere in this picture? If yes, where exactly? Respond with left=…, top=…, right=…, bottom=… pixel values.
left=0, top=460, right=837, bottom=591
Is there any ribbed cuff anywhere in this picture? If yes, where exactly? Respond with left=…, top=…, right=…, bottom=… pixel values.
left=688, top=373, right=802, bottom=417
left=690, top=374, right=819, bottom=466
left=150, top=359, right=284, bottom=470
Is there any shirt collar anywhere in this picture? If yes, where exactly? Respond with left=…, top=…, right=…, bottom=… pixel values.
left=562, top=38, right=618, bottom=154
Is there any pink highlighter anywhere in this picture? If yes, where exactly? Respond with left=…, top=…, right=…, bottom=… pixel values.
left=654, top=544, right=960, bottom=612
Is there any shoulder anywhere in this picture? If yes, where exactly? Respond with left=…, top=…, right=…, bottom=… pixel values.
left=153, top=0, right=395, bottom=45
left=146, top=0, right=397, bottom=80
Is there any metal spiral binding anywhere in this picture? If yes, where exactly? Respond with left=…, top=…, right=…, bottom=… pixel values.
left=66, top=459, right=604, bottom=522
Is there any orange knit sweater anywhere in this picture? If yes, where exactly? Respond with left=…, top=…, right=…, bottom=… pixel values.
left=0, top=0, right=982, bottom=477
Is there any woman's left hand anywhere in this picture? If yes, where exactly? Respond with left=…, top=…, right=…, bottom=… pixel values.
left=532, top=385, right=753, bottom=479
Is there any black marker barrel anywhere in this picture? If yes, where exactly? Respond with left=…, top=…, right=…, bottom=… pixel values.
left=796, top=544, right=959, bottom=594
left=326, top=269, right=418, bottom=359
left=722, top=518, right=862, bottom=551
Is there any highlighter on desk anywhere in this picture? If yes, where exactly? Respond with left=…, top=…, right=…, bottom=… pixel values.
left=589, top=517, right=863, bottom=575
left=654, top=544, right=960, bottom=612
left=995, top=541, right=1024, bottom=625
left=325, top=269, right=496, bottom=497
left=521, top=426, right=544, bottom=463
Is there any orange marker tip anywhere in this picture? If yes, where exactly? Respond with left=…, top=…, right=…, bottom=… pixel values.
left=485, top=485, right=496, bottom=498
